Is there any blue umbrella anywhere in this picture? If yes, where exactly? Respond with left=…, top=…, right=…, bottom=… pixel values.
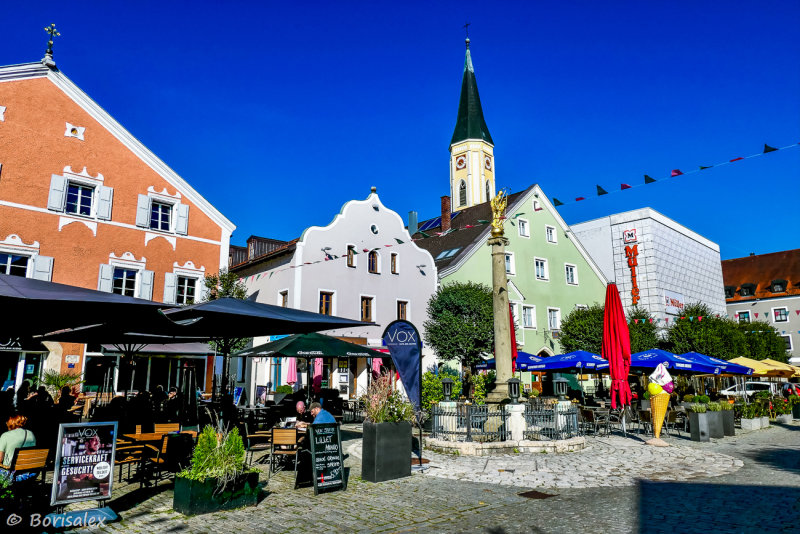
left=680, top=352, right=753, bottom=376
left=630, top=349, right=721, bottom=374
left=475, top=358, right=495, bottom=370
left=520, top=350, right=610, bottom=372
left=515, top=351, right=544, bottom=371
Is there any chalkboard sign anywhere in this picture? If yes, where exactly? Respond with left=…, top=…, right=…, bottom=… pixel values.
left=308, top=423, right=345, bottom=495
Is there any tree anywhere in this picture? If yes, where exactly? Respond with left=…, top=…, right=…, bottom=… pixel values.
left=740, top=321, right=788, bottom=362
left=202, top=269, right=250, bottom=396
left=423, top=281, right=494, bottom=372
left=558, top=304, right=604, bottom=354
left=627, top=305, right=660, bottom=353
left=665, top=303, right=747, bottom=360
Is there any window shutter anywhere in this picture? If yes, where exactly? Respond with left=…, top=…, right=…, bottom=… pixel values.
left=47, top=174, right=68, bottom=211
left=163, top=272, right=177, bottom=304
left=32, top=255, right=54, bottom=281
left=96, top=185, right=114, bottom=220
left=175, top=203, right=189, bottom=235
left=198, top=278, right=210, bottom=302
left=97, top=264, right=113, bottom=292
left=139, top=269, right=154, bottom=300
left=135, top=194, right=150, bottom=227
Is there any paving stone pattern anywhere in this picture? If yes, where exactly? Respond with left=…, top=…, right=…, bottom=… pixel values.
left=73, top=423, right=800, bottom=534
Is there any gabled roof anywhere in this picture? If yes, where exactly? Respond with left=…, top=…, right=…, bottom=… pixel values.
left=230, top=238, right=299, bottom=272
left=450, top=44, right=493, bottom=146
left=722, top=249, right=800, bottom=302
left=0, top=62, right=235, bottom=233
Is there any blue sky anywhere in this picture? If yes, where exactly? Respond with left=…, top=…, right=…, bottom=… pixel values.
left=3, top=2, right=798, bottom=259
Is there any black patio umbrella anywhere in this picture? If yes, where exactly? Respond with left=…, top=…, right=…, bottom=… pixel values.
left=234, top=332, right=386, bottom=404
left=0, top=273, right=164, bottom=339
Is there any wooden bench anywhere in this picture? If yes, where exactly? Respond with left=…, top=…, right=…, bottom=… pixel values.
left=7, top=446, right=48, bottom=483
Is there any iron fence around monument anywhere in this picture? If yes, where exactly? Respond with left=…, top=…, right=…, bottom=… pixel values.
left=431, top=403, right=509, bottom=442
left=523, top=401, right=580, bottom=441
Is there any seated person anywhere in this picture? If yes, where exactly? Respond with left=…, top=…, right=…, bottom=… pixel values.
left=0, top=415, right=37, bottom=481
left=294, top=401, right=313, bottom=425
left=297, top=402, right=336, bottom=427
left=57, top=386, right=76, bottom=412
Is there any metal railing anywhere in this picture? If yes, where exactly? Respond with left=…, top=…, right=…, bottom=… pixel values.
left=431, top=403, right=509, bottom=442
left=523, top=401, right=580, bottom=441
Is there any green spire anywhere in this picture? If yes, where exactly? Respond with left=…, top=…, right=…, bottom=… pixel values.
left=450, top=39, right=493, bottom=146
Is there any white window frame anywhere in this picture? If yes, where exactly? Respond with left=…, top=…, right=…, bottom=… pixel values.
left=390, top=252, right=399, bottom=274
left=359, top=293, right=376, bottom=323
left=64, top=181, right=95, bottom=217
left=345, top=244, right=357, bottom=268
left=522, top=305, right=536, bottom=329
left=175, top=274, right=199, bottom=305
left=111, top=265, right=140, bottom=297
left=0, top=235, right=52, bottom=281
left=772, top=306, right=789, bottom=323
left=149, top=200, right=173, bottom=232
left=737, top=310, right=751, bottom=324
left=504, top=252, right=516, bottom=275
left=565, top=263, right=578, bottom=286
left=545, top=225, right=557, bottom=244
left=395, top=299, right=410, bottom=321
left=534, top=257, right=549, bottom=281
left=367, top=250, right=381, bottom=274
left=0, top=251, right=31, bottom=277
left=277, top=289, right=290, bottom=307
left=781, top=335, right=793, bottom=351
left=518, top=218, right=530, bottom=238
left=318, top=289, right=337, bottom=316
left=137, top=188, right=188, bottom=235
left=48, top=168, right=112, bottom=221
left=547, top=307, right=561, bottom=330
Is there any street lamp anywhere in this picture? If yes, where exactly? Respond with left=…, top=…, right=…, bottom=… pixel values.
left=554, top=377, right=568, bottom=401
left=441, top=377, right=453, bottom=402
left=507, top=378, right=521, bottom=404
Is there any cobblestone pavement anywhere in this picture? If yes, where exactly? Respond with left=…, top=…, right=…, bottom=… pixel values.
left=58, top=422, right=800, bottom=534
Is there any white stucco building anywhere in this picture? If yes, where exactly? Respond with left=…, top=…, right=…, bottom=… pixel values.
left=230, top=188, right=437, bottom=403
left=571, top=208, right=726, bottom=325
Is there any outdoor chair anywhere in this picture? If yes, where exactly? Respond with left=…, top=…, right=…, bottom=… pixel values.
left=637, top=410, right=653, bottom=435
left=7, top=447, right=48, bottom=484
left=244, top=422, right=272, bottom=466
left=114, top=443, right=144, bottom=482
left=268, top=428, right=299, bottom=479
left=154, top=423, right=180, bottom=434
left=581, top=409, right=609, bottom=436
left=608, top=407, right=633, bottom=437
left=663, top=410, right=683, bottom=437
left=141, top=433, right=194, bottom=487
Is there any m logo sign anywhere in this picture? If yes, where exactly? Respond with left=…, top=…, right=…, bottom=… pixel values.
left=623, top=229, right=637, bottom=243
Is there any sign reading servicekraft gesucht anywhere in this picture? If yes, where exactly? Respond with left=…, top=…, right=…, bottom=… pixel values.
left=309, top=423, right=345, bottom=495
left=51, top=422, right=118, bottom=506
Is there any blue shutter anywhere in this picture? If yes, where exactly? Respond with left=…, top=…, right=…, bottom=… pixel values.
left=98, top=264, right=113, bottom=292
left=163, top=272, right=177, bottom=304
left=135, top=194, right=150, bottom=227
left=96, top=185, right=114, bottom=220
left=32, top=255, right=53, bottom=281
left=47, top=175, right=68, bottom=211
left=175, top=203, right=189, bottom=235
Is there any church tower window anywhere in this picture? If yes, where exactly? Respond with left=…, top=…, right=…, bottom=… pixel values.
left=459, top=181, right=467, bottom=207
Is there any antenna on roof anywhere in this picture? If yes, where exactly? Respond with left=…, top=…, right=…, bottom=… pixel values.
left=42, top=23, right=60, bottom=68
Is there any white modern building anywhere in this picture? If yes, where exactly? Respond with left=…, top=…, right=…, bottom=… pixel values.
left=230, top=188, right=437, bottom=403
left=571, top=208, right=727, bottom=325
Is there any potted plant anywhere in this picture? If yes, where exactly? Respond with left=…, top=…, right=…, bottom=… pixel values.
left=791, top=395, right=800, bottom=419
left=774, top=397, right=793, bottom=424
left=174, top=426, right=260, bottom=515
left=705, top=402, right=724, bottom=439
left=687, top=403, right=710, bottom=442
left=681, top=394, right=695, bottom=407
left=361, top=373, right=416, bottom=483
left=720, top=402, right=735, bottom=436
left=739, top=403, right=761, bottom=431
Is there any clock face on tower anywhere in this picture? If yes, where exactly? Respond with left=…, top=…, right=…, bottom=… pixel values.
left=455, top=155, right=466, bottom=170
left=484, top=156, right=492, bottom=170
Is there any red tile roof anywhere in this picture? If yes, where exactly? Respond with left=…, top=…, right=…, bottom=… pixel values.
left=721, top=249, right=800, bottom=302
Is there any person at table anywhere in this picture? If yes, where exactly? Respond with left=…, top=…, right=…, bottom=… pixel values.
left=296, top=402, right=335, bottom=429
left=294, top=401, right=313, bottom=426
left=0, top=415, right=36, bottom=481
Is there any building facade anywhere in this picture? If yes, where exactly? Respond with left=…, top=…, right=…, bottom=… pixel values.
left=0, top=59, right=235, bottom=393
left=231, top=189, right=436, bottom=402
left=571, top=208, right=726, bottom=326
left=722, top=249, right=800, bottom=363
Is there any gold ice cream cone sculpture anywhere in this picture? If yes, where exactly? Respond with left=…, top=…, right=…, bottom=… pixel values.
left=646, top=392, right=671, bottom=447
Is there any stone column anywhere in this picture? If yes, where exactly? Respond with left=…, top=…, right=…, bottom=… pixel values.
left=486, top=235, right=512, bottom=404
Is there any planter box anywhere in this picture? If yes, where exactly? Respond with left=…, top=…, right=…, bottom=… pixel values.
left=707, top=411, right=724, bottom=439
left=793, top=403, right=800, bottom=419
left=776, top=414, right=793, bottom=424
left=362, top=421, right=412, bottom=483
left=741, top=418, right=761, bottom=431
left=688, top=412, right=710, bottom=442
left=721, top=410, right=735, bottom=436
left=761, top=416, right=770, bottom=428
left=173, top=471, right=260, bottom=515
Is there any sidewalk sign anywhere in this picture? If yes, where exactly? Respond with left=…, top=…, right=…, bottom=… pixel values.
left=309, top=423, right=345, bottom=495
left=51, top=422, right=118, bottom=506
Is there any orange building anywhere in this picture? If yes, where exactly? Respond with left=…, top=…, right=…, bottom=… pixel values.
left=0, top=59, right=235, bottom=394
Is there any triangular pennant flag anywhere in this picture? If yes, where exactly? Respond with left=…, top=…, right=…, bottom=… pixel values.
left=477, top=219, right=490, bottom=224
left=620, top=183, right=632, bottom=190
left=512, top=212, right=525, bottom=218
left=680, top=316, right=686, bottom=320
left=763, top=144, right=778, bottom=153
left=699, top=165, right=713, bottom=170
left=553, top=198, right=563, bottom=206
left=649, top=318, right=653, bottom=324
left=362, top=248, right=369, bottom=252
left=754, top=312, right=759, bottom=318
left=419, top=231, right=431, bottom=238
left=634, top=319, right=639, bottom=324
left=664, top=317, right=669, bottom=323
left=730, top=157, right=744, bottom=162
left=324, top=257, right=329, bottom=261
left=689, top=317, right=694, bottom=322
left=384, top=244, right=392, bottom=247
left=644, top=175, right=656, bottom=184
left=269, top=272, right=273, bottom=278
left=795, top=310, right=799, bottom=315
left=394, top=238, right=404, bottom=244
left=671, top=169, right=683, bottom=177
left=597, top=185, right=608, bottom=196
left=698, top=316, right=702, bottom=322
left=575, top=197, right=586, bottom=201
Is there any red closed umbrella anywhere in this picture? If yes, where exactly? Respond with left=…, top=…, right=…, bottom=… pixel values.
left=509, top=304, right=518, bottom=373
left=601, top=283, right=632, bottom=409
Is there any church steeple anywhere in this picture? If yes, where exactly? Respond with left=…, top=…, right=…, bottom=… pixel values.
left=449, top=38, right=495, bottom=211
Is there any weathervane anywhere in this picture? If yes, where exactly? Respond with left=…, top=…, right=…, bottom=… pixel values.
left=42, top=23, right=60, bottom=67
left=463, top=22, right=471, bottom=48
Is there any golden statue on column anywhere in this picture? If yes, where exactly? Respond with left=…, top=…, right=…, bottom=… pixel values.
left=490, top=190, right=507, bottom=237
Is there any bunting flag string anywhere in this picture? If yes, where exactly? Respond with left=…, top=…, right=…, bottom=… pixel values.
left=550, top=141, right=799, bottom=208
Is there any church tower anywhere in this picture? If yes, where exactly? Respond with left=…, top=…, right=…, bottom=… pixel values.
left=450, top=38, right=495, bottom=211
